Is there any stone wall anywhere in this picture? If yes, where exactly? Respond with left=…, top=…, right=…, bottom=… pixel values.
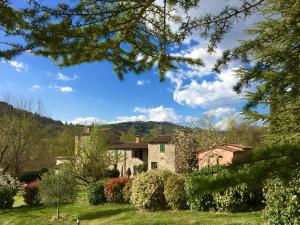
left=148, top=144, right=176, bottom=173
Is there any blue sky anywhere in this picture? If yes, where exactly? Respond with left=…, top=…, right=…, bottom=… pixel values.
left=0, top=0, right=264, bottom=127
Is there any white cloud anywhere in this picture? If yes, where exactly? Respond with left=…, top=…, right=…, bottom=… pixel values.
left=2, top=60, right=28, bottom=72
left=49, top=85, right=74, bottom=93
left=69, top=117, right=106, bottom=125
left=215, top=112, right=243, bottom=130
left=136, top=80, right=145, bottom=86
left=205, top=107, right=236, bottom=118
left=170, top=68, right=240, bottom=108
left=56, top=72, right=78, bottom=81
left=59, top=86, right=73, bottom=93
left=30, top=85, right=41, bottom=91
left=115, top=115, right=147, bottom=123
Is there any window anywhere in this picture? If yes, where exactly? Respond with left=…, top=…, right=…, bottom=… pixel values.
left=133, top=150, right=143, bottom=160
left=160, top=144, right=165, bottom=153
left=151, top=162, right=158, bottom=170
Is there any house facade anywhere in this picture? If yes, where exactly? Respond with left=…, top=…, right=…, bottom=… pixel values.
left=198, top=144, right=252, bottom=169
left=147, top=135, right=176, bottom=173
left=109, top=136, right=148, bottom=176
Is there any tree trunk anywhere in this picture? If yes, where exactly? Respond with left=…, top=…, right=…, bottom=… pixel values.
left=56, top=202, right=60, bottom=220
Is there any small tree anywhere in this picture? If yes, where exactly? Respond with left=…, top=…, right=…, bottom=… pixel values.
left=39, top=167, right=77, bottom=220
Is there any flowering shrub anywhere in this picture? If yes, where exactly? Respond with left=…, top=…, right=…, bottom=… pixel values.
left=131, top=170, right=171, bottom=210
left=263, top=176, right=300, bottom=225
left=23, top=181, right=41, bottom=206
left=0, top=175, right=20, bottom=209
left=122, top=178, right=133, bottom=203
left=164, top=174, right=187, bottom=210
left=87, top=181, right=106, bottom=205
left=104, top=177, right=130, bottom=203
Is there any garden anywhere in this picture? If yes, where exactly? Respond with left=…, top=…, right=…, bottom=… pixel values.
left=1, top=144, right=300, bottom=225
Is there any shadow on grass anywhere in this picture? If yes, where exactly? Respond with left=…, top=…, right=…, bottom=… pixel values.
left=79, top=207, right=134, bottom=221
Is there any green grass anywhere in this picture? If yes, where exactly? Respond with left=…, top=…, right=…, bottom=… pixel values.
left=0, top=191, right=264, bottom=225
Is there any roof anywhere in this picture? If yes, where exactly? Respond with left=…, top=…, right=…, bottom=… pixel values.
left=109, top=143, right=148, bottom=150
left=199, top=144, right=252, bottom=153
left=148, top=134, right=173, bottom=144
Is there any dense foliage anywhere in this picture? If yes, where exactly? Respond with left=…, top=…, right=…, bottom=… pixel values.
left=19, top=169, right=48, bottom=183
left=104, top=169, right=120, bottom=179
left=122, top=178, right=133, bottom=204
left=164, top=174, right=187, bottom=210
left=104, top=177, right=130, bottom=203
left=131, top=170, right=171, bottom=210
left=23, top=181, right=41, bottom=206
left=185, top=166, right=225, bottom=211
left=0, top=175, right=20, bottom=209
left=263, top=175, right=300, bottom=225
left=214, top=183, right=264, bottom=212
left=87, top=181, right=106, bottom=205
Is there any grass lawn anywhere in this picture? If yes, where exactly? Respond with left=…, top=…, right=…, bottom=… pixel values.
left=0, top=191, right=264, bottom=225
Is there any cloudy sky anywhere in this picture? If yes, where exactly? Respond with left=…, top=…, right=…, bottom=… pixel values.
left=0, top=0, right=263, bottom=126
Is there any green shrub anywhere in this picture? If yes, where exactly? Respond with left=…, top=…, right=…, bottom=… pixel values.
left=104, top=177, right=130, bottom=203
left=131, top=170, right=171, bottom=210
left=185, top=166, right=225, bottom=211
left=214, top=183, right=264, bottom=212
left=104, top=169, right=120, bottom=178
left=164, top=174, right=187, bottom=210
left=263, top=176, right=300, bottom=225
left=87, top=181, right=106, bottom=205
left=19, top=169, right=48, bottom=183
left=134, top=164, right=147, bottom=174
left=0, top=175, right=20, bottom=209
left=23, top=181, right=41, bottom=206
left=122, top=178, right=133, bottom=203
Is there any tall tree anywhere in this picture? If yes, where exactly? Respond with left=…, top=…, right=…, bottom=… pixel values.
left=75, top=125, right=113, bottom=183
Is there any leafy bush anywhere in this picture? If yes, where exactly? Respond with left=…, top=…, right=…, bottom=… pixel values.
left=104, top=169, right=120, bottom=178
left=19, top=171, right=41, bottom=183
left=104, top=177, right=130, bottom=203
left=263, top=176, right=300, bottom=225
left=0, top=175, right=20, bottom=209
left=185, top=166, right=225, bottom=211
left=134, top=164, right=147, bottom=174
left=87, top=181, right=106, bottom=205
left=23, top=181, right=41, bottom=206
left=131, top=170, right=171, bottom=210
left=164, top=174, right=187, bottom=210
left=122, top=178, right=133, bottom=203
left=214, top=183, right=264, bottom=212
left=19, top=168, right=48, bottom=183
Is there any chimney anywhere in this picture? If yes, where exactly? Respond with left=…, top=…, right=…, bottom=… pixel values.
left=135, top=135, right=141, bottom=143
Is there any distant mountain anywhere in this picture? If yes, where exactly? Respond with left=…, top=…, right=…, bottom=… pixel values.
left=0, top=101, right=183, bottom=136
left=0, top=101, right=64, bottom=130
left=104, top=121, right=183, bottom=136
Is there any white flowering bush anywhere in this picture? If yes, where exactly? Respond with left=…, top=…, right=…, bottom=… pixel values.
left=131, top=170, right=171, bottom=210
left=0, top=175, right=20, bottom=209
left=263, top=176, right=300, bottom=225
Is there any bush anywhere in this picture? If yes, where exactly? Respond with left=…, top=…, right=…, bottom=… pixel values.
left=122, top=178, right=133, bottom=203
left=263, top=176, right=300, bottom=225
left=131, top=170, right=171, bottom=210
left=87, top=181, right=106, bottom=205
left=134, top=164, right=147, bottom=174
left=23, top=181, right=41, bottom=206
left=0, top=175, right=20, bottom=209
left=19, top=171, right=41, bottom=183
left=214, top=183, right=264, bottom=212
left=164, top=174, right=187, bottom=210
left=185, top=166, right=225, bottom=211
left=104, top=177, right=130, bottom=203
left=104, top=169, right=120, bottom=178
left=19, top=168, right=48, bottom=183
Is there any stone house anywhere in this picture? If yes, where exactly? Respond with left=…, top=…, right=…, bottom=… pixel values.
left=147, top=134, right=176, bottom=173
left=198, top=144, right=252, bottom=169
left=109, top=136, right=148, bottom=176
